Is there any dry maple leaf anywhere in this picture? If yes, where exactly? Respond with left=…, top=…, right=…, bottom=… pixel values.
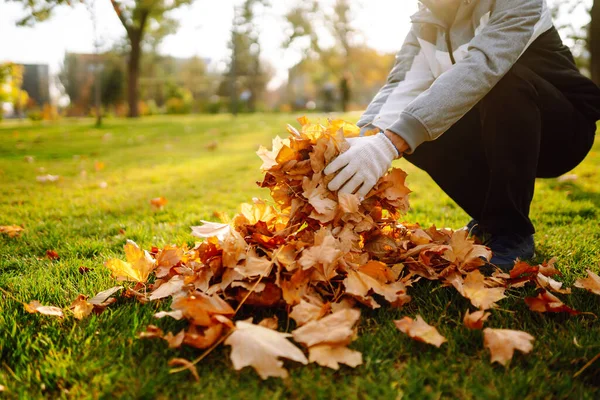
left=463, top=309, right=491, bottom=330
left=456, top=270, right=506, bottom=310
left=191, top=221, right=231, bottom=241
left=524, top=291, right=579, bottom=315
left=292, top=309, right=360, bottom=347
left=574, top=269, right=600, bottom=295
left=70, top=295, right=94, bottom=320
left=24, top=301, right=64, bottom=318
left=394, top=315, right=446, bottom=347
left=0, top=225, right=24, bottom=238
left=483, top=328, right=534, bottom=366
left=289, top=300, right=329, bottom=326
left=89, top=286, right=123, bottom=306
left=150, top=197, right=168, bottom=210
left=150, top=275, right=186, bottom=300
left=308, top=344, right=363, bottom=370
left=46, top=250, right=60, bottom=260
left=171, top=292, right=234, bottom=326
left=105, top=240, right=155, bottom=282
left=225, top=320, right=308, bottom=379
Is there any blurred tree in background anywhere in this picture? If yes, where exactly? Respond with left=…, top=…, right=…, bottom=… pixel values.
left=220, top=0, right=272, bottom=115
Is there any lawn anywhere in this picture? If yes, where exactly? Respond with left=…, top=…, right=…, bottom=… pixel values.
left=0, top=114, right=599, bottom=399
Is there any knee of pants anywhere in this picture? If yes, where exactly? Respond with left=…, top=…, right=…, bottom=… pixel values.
left=479, top=64, right=539, bottom=109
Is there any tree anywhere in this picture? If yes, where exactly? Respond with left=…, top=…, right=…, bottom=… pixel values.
left=222, top=0, right=271, bottom=114
left=284, top=0, right=359, bottom=110
left=11, top=0, right=193, bottom=117
left=551, top=0, right=599, bottom=84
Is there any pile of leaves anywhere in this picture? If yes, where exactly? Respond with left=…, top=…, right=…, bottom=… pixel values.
left=19, top=118, right=600, bottom=380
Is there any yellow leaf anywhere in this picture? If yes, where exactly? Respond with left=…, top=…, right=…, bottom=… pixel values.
left=105, top=240, right=155, bottom=282
left=0, top=225, right=24, bottom=238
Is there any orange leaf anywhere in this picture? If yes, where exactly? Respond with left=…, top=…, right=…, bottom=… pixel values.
left=394, top=315, right=446, bottom=347
left=24, top=301, right=63, bottom=318
left=46, top=250, right=60, bottom=260
left=463, top=309, right=491, bottom=330
left=150, top=197, right=168, bottom=209
left=524, top=291, right=579, bottom=315
left=0, top=225, right=24, bottom=238
left=574, top=269, right=600, bottom=295
left=483, top=328, right=534, bottom=366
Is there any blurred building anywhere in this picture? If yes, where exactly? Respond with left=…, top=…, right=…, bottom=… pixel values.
left=21, top=64, right=50, bottom=106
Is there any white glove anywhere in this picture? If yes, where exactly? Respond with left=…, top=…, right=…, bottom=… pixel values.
left=324, top=133, right=399, bottom=199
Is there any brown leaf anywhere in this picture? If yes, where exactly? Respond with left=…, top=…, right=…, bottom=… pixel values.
left=225, top=320, right=308, bottom=379
left=150, top=197, right=168, bottom=209
left=289, top=300, right=328, bottom=326
left=394, top=315, right=446, bottom=348
left=171, top=293, right=235, bottom=326
left=574, top=269, right=600, bottom=295
left=463, top=309, right=491, bottom=330
left=460, top=270, right=506, bottom=310
left=149, top=275, right=186, bottom=300
left=483, top=328, right=534, bottom=366
left=524, top=291, right=579, bottom=315
left=69, top=295, right=93, bottom=320
left=24, top=301, right=64, bottom=318
left=338, top=193, right=360, bottom=213
left=183, top=323, right=225, bottom=349
left=46, top=250, right=60, bottom=260
left=307, top=344, right=362, bottom=370
left=0, top=225, right=24, bottom=238
left=258, top=316, right=279, bottom=330
left=89, top=286, right=123, bottom=306
left=292, top=309, right=360, bottom=347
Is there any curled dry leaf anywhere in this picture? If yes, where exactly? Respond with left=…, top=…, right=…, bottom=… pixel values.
left=394, top=315, right=446, bottom=348
left=70, top=295, right=94, bottom=320
left=149, top=275, right=185, bottom=301
left=463, top=309, right=491, bottom=330
left=524, top=291, right=579, bottom=315
left=225, top=320, right=308, bottom=379
left=451, top=270, right=506, bottom=310
left=171, top=292, right=235, bottom=326
left=46, top=250, right=60, bottom=260
left=574, top=269, right=600, bottom=296
left=24, top=301, right=64, bottom=318
left=483, top=328, right=534, bottom=366
left=0, top=225, right=24, bottom=238
left=150, top=197, right=168, bottom=209
left=191, top=221, right=231, bottom=241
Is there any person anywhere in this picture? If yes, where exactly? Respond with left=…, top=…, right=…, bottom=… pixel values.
left=324, top=0, right=600, bottom=270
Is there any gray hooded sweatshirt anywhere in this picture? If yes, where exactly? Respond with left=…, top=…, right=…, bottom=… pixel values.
left=357, top=0, right=558, bottom=152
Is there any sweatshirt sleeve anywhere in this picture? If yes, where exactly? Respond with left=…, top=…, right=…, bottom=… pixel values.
left=357, top=27, right=422, bottom=131
left=388, top=0, right=548, bottom=152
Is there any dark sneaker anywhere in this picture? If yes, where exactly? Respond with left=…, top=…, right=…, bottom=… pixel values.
left=464, top=219, right=490, bottom=244
left=487, top=234, right=535, bottom=272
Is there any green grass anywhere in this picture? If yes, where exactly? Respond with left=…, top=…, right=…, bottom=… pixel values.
left=0, top=114, right=599, bottom=399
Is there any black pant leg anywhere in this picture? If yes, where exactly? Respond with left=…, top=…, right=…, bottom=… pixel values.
left=404, top=62, right=595, bottom=237
left=404, top=107, right=489, bottom=222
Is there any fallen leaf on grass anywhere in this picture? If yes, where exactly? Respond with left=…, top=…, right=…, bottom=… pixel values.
left=483, top=328, right=534, bottom=366
left=36, top=174, right=59, bottom=183
left=24, top=301, right=64, bottom=318
left=292, top=309, right=362, bottom=370
left=150, top=197, right=168, bottom=210
left=94, top=161, right=105, bottom=171
left=46, top=250, right=60, bottom=260
left=225, top=320, right=308, bottom=379
left=149, top=275, right=185, bottom=300
left=0, top=225, right=24, bottom=238
left=78, top=266, right=92, bottom=274
left=394, top=315, right=446, bottom=348
left=463, top=309, right=491, bottom=330
left=88, top=286, right=123, bottom=306
left=524, top=291, right=579, bottom=315
left=462, top=270, right=506, bottom=310
left=105, top=240, right=155, bottom=282
left=70, top=295, right=94, bottom=320
left=574, top=269, right=600, bottom=295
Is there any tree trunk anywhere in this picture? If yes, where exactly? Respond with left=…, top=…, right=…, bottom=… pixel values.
left=127, top=33, right=141, bottom=118
left=591, top=0, right=600, bottom=84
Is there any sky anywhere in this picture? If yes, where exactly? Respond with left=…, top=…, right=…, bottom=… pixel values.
left=0, top=0, right=418, bottom=93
